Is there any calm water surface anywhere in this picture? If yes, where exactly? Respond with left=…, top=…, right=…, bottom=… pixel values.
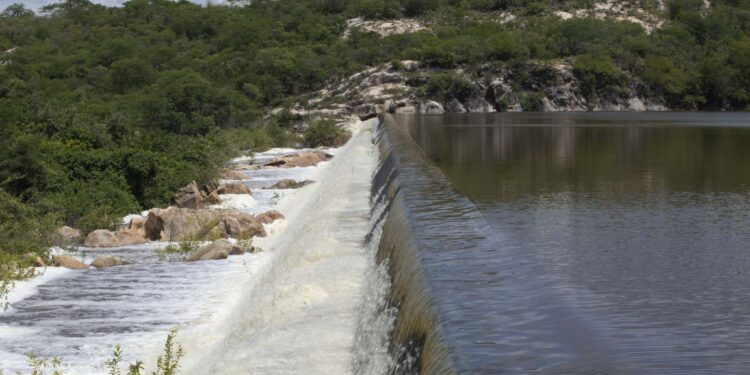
left=396, top=112, right=750, bottom=374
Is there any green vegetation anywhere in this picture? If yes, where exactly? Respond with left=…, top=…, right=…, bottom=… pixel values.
left=419, top=72, right=476, bottom=103
left=24, top=329, right=183, bottom=375
left=155, top=242, right=200, bottom=261
left=1, top=0, right=749, bottom=225
left=304, top=118, right=350, bottom=147
left=0, top=190, right=56, bottom=309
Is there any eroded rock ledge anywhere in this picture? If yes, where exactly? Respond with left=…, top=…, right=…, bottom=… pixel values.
left=277, top=60, right=668, bottom=127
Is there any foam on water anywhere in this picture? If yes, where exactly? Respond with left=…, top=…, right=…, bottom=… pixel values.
left=177, top=118, right=382, bottom=374
left=3, top=268, right=72, bottom=312
left=0, top=127, right=369, bottom=374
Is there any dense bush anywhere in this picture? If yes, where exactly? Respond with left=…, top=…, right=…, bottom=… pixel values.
left=419, top=71, right=476, bottom=102
left=573, top=54, right=625, bottom=102
left=304, top=118, right=350, bottom=147
left=0, top=189, right=56, bottom=308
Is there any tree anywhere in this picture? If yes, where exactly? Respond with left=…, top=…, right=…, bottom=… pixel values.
left=1, top=3, right=33, bottom=18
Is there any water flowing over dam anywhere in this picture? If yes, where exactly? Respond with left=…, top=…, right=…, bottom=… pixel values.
left=5, top=112, right=750, bottom=374
left=368, top=114, right=616, bottom=374
left=371, top=112, right=750, bottom=374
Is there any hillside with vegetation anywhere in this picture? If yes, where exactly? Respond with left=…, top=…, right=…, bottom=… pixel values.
left=1, top=0, right=750, bottom=286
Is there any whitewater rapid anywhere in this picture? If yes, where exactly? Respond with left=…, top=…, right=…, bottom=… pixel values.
left=179, top=118, right=382, bottom=374
left=0, top=118, right=385, bottom=374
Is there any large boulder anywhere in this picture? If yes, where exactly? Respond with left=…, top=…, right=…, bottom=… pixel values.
left=255, top=210, right=285, bottom=224
left=57, top=226, right=81, bottom=243
left=268, top=179, right=313, bottom=189
left=444, top=98, right=466, bottom=113
left=115, top=227, right=149, bottom=246
left=84, top=227, right=148, bottom=247
left=419, top=100, right=445, bottom=114
left=187, top=239, right=245, bottom=261
left=220, top=215, right=265, bottom=238
left=173, top=181, right=203, bottom=209
left=23, top=253, right=45, bottom=267
left=129, top=217, right=146, bottom=231
left=145, top=207, right=266, bottom=242
left=85, top=230, right=119, bottom=247
left=261, top=151, right=332, bottom=168
left=172, top=181, right=229, bottom=208
left=204, top=190, right=221, bottom=205
left=219, top=169, right=247, bottom=180
left=218, top=183, right=251, bottom=195
left=53, top=255, right=88, bottom=270
left=90, top=255, right=132, bottom=269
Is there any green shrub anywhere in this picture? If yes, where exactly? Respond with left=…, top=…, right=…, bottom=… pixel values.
left=303, top=119, right=350, bottom=148
left=30, top=329, right=183, bottom=375
left=76, top=207, right=121, bottom=235
left=573, top=54, right=625, bottom=102
left=155, top=242, right=201, bottom=261
left=519, top=91, right=545, bottom=111
left=419, top=71, right=476, bottom=102
left=0, top=189, right=55, bottom=309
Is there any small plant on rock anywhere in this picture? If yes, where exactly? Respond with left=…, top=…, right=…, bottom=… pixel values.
left=155, top=242, right=200, bottom=261
left=237, top=239, right=262, bottom=254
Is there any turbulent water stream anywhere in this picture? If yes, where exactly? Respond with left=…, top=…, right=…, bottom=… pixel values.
left=0, top=119, right=390, bottom=374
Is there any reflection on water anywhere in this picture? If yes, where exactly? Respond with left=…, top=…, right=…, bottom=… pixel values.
left=403, top=112, right=750, bottom=200
left=395, top=112, right=750, bottom=373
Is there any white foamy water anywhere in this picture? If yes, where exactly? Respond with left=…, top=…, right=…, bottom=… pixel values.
left=0, top=123, right=372, bottom=374
left=178, top=119, right=381, bottom=374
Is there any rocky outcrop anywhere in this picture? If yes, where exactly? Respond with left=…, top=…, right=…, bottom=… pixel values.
left=85, top=230, right=119, bottom=247
left=53, top=255, right=88, bottom=270
left=261, top=151, right=332, bottom=168
left=145, top=207, right=266, bottom=242
left=84, top=222, right=149, bottom=247
left=345, top=17, right=426, bottom=37
left=268, top=179, right=313, bottom=189
left=57, top=226, right=81, bottom=243
left=277, top=60, right=668, bottom=121
left=255, top=210, right=285, bottom=224
left=444, top=98, right=466, bottom=113
left=186, top=239, right=245, bottom=261
left=420, top=100, right=445, bottom=114
left=173, top=181, right=202, bottom=208
left=218, top=183, right=251, bottom=195
left=172, top=181, right=224, bottom=209
left=90, top=255, right=132, bottom=269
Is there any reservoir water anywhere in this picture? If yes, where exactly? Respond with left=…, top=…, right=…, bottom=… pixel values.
left=381, top=112, right=750, bottom=373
